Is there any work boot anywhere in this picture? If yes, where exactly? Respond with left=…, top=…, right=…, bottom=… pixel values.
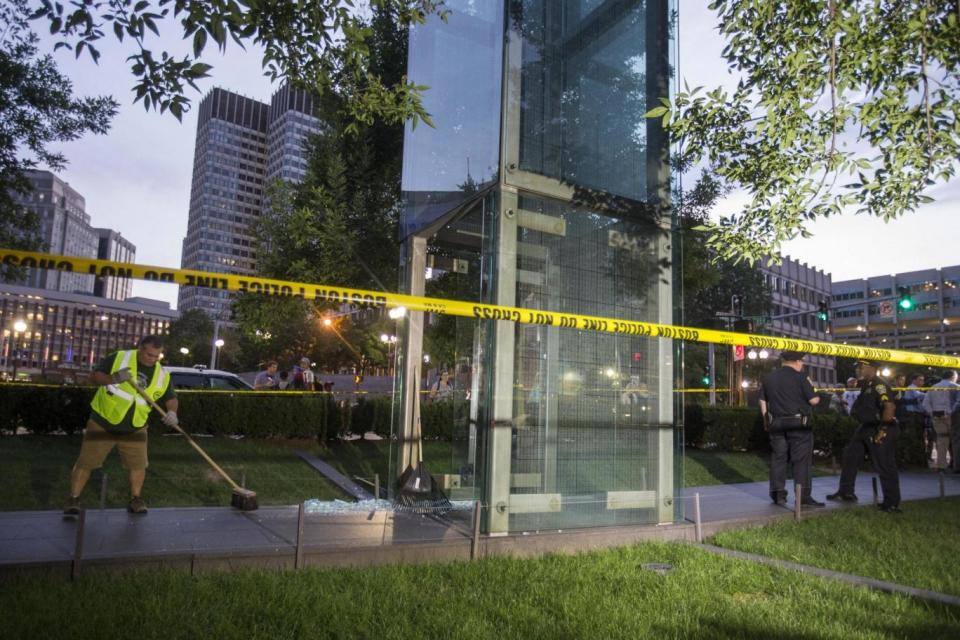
left=800, top=497, right=825, bottom=508
left=878, top=503, right=902, bottom=514
left=771, top=491, right=787, bottom=506
left=127, top=496, right=148, bottom=514
left=826, top=491, right=858, bottom=502
left=63, top=496, right=80, bottom=516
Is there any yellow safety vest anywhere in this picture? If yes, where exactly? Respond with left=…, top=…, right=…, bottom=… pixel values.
left=90, top=350, right=170, bottom=428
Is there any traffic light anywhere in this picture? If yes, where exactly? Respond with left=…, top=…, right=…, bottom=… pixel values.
left=897, top=286, right=914, bottom=311
left=817, top=300, right=829, bottom=321
left=701, top=365, right=712, bottom=386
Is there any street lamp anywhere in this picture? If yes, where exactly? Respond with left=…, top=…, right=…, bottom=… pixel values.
left=12, top=319, right=27, bottom=381
left=380, top=333, right=398, bottom=376
left=388, top=306, right=407, bottom=320
left=213, top=339, right=224, bottom=369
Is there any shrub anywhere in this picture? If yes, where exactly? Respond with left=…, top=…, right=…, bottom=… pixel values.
left=701, top=406, right=760, bottom=451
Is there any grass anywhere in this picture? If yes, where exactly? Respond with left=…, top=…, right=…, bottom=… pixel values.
left=684, top=449, right=834, bottom=487
left=712, top=496, right=960, bottom=597
left=2, top=542, right=958, bottom=639
left=0, top=434, right=344, bottom=510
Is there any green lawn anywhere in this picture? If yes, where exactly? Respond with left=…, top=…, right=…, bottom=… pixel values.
left=0, top=435, right=344, bottom=510
left=3, top=542, right=957, bottom=639
left=712, top=496, right=960, bottom=597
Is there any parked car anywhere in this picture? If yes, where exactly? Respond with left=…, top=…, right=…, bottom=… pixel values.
left=164, top=365, right=253, bottom=390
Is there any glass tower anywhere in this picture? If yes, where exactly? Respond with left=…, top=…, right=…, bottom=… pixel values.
left=399, top=0, right=678, bottom=534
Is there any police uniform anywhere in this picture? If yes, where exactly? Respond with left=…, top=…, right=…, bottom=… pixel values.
left=759, top=351, right=820, bottom=505
left=829, top=366, right=901, bottom=510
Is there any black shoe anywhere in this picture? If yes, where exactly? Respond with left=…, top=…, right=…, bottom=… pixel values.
left=878, top=504, right=902, bottom=514
left=826, top=491, right=858, bottom=502
left=63, top=496, right=80, bottom=516
left=127, top=496, right=148, bottom=514
left=800, top=498, right=825, bottom=508
left=771, top=492, right=787, bottom=505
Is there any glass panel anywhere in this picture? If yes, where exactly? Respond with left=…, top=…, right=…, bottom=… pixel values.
left=512, top=0, right=653, bottom=201
left=504, top=192, right=673, bottom=530
left=400, top=2, right=505, bottom=239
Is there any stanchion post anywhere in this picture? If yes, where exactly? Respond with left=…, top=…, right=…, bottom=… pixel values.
left=375, top=473, right=380, bottom=500
left=99, top=472, right=108, bottom=510
left=693, top=492, right=703, bottom=543
left=794, top=483, right=802, bottom=521
left=470, top=501, right=482, bottom=561
left=295, top=501, right=306, bottom=570
left=872, top=477, right=879, bottom=505
left=71, top=508, right=86, bottom=581
left=831, top=455, right=837, bottom=474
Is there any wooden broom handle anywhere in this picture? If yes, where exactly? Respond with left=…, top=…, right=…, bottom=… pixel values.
left=132, top=383, right=242, bottom=492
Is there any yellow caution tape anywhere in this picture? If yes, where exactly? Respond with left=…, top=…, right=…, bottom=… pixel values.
left=4, top=248, right=960, bottom=369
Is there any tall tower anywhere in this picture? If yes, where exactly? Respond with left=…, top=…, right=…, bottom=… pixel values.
left=178, top=89, right=269, bottom=317
left=179, top=85, right=321, bottom=318
left=398, top=0, right=676, bottom=534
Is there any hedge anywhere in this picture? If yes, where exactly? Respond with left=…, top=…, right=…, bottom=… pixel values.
left=0, top=386, right=931, bottom=465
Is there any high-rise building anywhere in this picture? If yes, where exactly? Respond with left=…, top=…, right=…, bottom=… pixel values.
left=178, top=85, right=321, bottom=318
left=93, top=228, right=135, bottom=301
left=12, top=170, right=98, bottom=294
left=757, top=256, right=836, bottom=386
left=266, top=85, right=321, bottom=184
left=832, top=266, right=960, bottom=357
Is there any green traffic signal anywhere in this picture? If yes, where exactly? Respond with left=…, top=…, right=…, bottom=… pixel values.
left=701, top=375, right=711, bottom=385
left=897, top=286, right=914, bottom=310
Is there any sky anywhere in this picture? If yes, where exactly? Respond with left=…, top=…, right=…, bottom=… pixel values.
left=39, top=2, right=960, bottom=309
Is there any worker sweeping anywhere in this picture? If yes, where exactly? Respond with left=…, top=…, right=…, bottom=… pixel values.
left=64, top=335, right=177, bottom=516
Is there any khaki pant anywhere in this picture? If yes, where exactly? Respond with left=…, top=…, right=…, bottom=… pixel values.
left=931, top=415, right=952, bottom=469
left=74, top=420, right=148, bottom=471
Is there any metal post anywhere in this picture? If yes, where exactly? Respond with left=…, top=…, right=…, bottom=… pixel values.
left=99, top=472, right=108, bottom=510
left=831, top=455, right=837, bottom=474
left=794, top=483, right=802, bottom=521
left=707, top=344, right=716, bottom=406
left=872, top=477, right=879, bottom=505
left=693, top=492, right=703, bottom=543
left=295, top=502, right=306, bottom=570
left=470, top=501, right=482, bottom=560
left=374, top=473, right=380, bottom=500
left=71, top=508, right=86, bottom=580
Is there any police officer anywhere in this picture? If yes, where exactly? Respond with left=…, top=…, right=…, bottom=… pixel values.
left=759, top=350, right=823, bottom=507
left=827, top=359, right=901, bottom=512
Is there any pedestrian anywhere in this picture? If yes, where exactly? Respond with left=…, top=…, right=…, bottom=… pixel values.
left=290, top=357, right=315, bottom=391
left=897, top=373, right=927, bottom=466
left=254, top=360, right=279, bottom=389
left=278, top=370, right=291, bottom=390
left=759, top=350, right=823, bottom=507
left=921, top=370, right=959, bottom=472
left=827, top=360, right=901, bottom=512
left=429, top=370, right=454, bottom=401
left=841, top=377, right=860, bottom=415
left=63, top=335, right=178, bottom=515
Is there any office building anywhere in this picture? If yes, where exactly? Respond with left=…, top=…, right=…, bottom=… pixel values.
left=12, top=170, right=98, bottom=294
left=178, top=85, right=321, bottom=318
left=93, top=228, right=135, bottom=301
left=0, top=282, right=176, bottom=379
left=832, top=266, right=960, bottom=357
left=758, top=256, right=836, bottom=385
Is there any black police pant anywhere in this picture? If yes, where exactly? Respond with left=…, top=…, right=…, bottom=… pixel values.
left=769, top=429, right=813, bottom=500
left=837, top=423, right=901, bottom=507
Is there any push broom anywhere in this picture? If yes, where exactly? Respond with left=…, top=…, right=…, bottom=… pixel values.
left=133, top=383, right=258, bottom=511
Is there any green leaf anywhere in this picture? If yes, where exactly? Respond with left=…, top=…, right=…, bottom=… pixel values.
left=192, top=28, right=207, bottom=58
